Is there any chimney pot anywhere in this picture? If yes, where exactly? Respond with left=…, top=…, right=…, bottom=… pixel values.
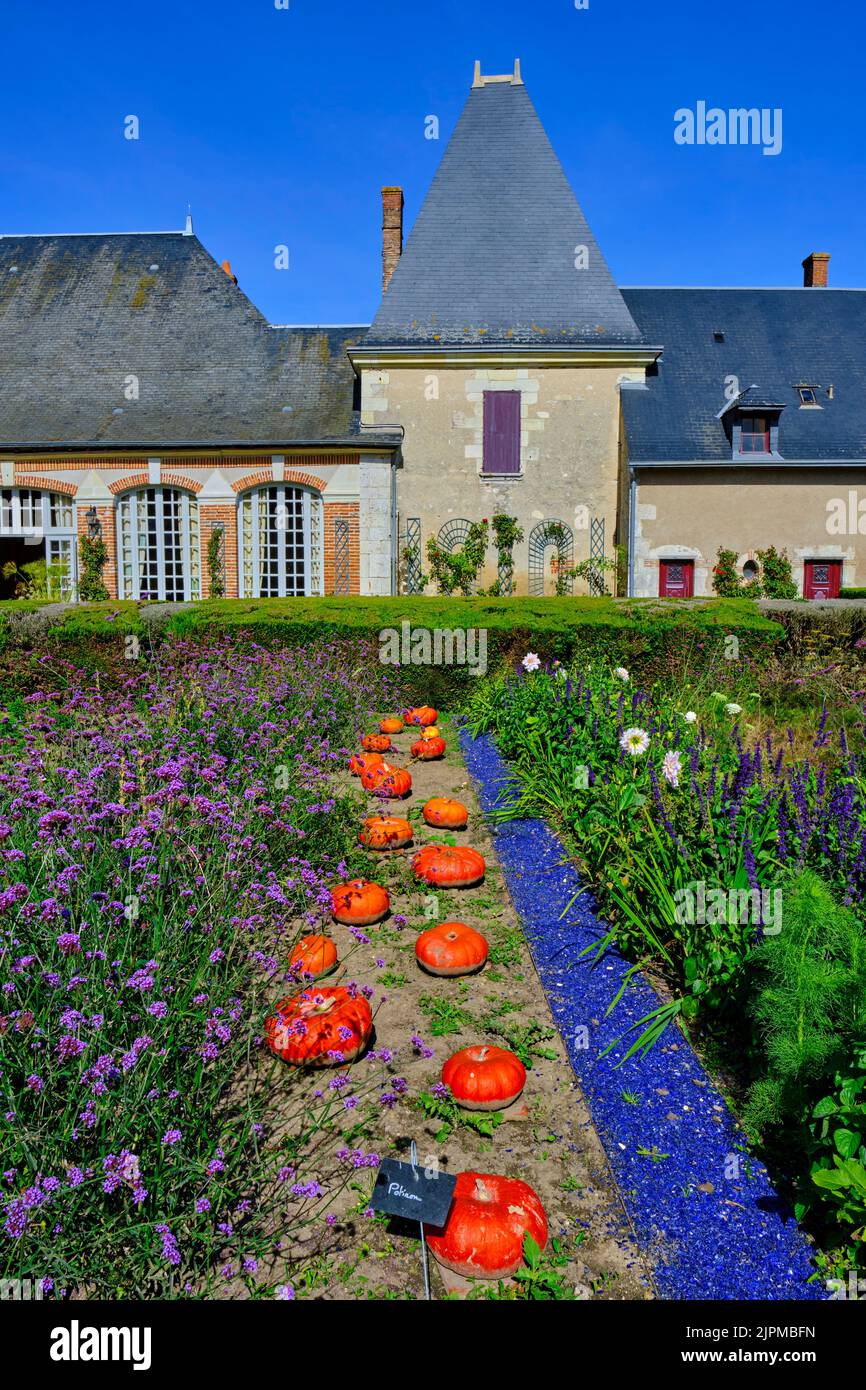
left=802, top=252, right=830, bottom=287
left=221, top=259, right=238, bottom=285
left=381, top=186, right=404, bottom=295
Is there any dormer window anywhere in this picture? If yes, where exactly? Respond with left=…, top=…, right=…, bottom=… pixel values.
left=739, top=416, right=771, bottom=453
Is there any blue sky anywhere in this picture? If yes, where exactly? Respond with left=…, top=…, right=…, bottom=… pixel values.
left=2, top=0, right=864, bottom=323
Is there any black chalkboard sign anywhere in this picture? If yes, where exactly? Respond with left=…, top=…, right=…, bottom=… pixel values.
left=371, top=1158, right=456, bottom=1227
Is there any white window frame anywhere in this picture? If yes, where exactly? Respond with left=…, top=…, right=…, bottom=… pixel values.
left=238, top=486, right=324, bottom=598
left=0, top=488, right=78, bottom=599
left=116, top=487, right=200, bottom=601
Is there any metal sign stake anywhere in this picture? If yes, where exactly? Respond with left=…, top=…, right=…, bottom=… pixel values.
left=410, top=1140, right=432, bottom=1301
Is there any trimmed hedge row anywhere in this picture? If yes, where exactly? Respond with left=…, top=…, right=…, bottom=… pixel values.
left=0, top=596, right=784, bottom=706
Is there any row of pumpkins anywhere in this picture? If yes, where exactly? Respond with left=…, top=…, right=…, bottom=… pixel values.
left=265, top=706, right=548, bottom=1283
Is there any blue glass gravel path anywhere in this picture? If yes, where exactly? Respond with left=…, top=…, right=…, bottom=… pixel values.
left=460, top=728, right=825, bottom=1302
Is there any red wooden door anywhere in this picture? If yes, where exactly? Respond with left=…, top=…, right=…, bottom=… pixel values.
left=803, top=560, right=842, bottom=599
left=659, top=559, right=694, bottom=598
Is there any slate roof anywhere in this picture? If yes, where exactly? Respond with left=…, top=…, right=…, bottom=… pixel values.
left=366, top=79, right=644, bottom=347
left=620, top=288, right=866, bottom=463
left=0, top=232, right=385, bottom=449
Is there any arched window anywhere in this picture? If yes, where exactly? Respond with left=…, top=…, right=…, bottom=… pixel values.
left=238, top=486, right=323, bottom=598
left=0, top=489, right=77, bottom=599
left=116, top=488, right=200, bottom=601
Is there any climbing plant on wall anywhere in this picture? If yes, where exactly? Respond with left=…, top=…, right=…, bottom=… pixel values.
left=78, top=535, right=110, bottom=602
left=485, top=513, right=524, bottom=596
left=426, top=519, right=489, bottom=596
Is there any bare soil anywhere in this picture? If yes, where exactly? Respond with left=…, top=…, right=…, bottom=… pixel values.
left=260, top=715, right=655, bottom=1301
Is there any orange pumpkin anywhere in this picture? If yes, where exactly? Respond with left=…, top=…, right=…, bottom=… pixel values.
left=266, top=986, right=373, bottom=1068
left=288, top=933, right=338, bottom=981
left=413, top=844, right=486, bottom=888
left=403, top=706, right=438, bottom=727
left=358, top=814, right=413, bottom=851
left=412, top=735, right=446, bottom=761
left=426, top=1172, right=547, bottom=1279
left=415, top=922, right=488, bottom=977
left=362, top=733, right=392, bottom=753
left=380, top=716, right=404, bottom=735
left=331, top=878, right=390, bottom=926
left=442, top=1045, right=526, bottom=1110
left=349, top=750, right=384, bottom=778
left=423, top=797, right=469, bottom=830
left=360, top=761, right=413, bottom=799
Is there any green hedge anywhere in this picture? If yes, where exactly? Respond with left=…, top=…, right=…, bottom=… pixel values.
left=0, top=596, right=783, bottom=706
left=841, top=588, right=866, bottom=600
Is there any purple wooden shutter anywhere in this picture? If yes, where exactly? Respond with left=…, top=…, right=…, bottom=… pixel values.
left=483, top=391, right=521, bottom=474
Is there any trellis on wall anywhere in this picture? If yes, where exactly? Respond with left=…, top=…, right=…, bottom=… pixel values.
left=402, top=517, right=424, bottom=594
left=528, top=519, right=574, bottom=596
left=589, top=517, right=606, bottom=596
left=437, top=518, right=477, bottom=595
left=207, top=520, right=226, bottom=598
left=334, top=516, right=351, bottom=595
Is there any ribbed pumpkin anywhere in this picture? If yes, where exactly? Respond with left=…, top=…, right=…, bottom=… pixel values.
left=426, top=1172, right=547, bottom=1280
left=358, top=814, right=413, bottom=851
left=348, top=750, right=384, bottom=778
left=423, top=797, right=469, bottom=830
left=415, top=922, right=488, bottom=977
left=403, top=706, right=438, bottom=727
left=361, top=733, right=392, bottom=753
left=360, top=761, right=413, bottom=799
left=288, top=933, right=338, bottom=981
left=379, top=716, right=404, bottom=735
left=412, top=735, right=446, bottom=761
left=266, top=987, right=373, bottom=1068
left=331, top=878, right=390, bottom=926
left=442, top=1046, right=526, bottom=1110
left=413, top=844, right=486, bottom=888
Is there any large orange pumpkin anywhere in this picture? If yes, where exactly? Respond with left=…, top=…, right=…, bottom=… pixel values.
left=360, top=761, right=413, bottom=799
left=413, top=844, right=486, bottom=888
left=358, top=814, right=413, bottom=851
left=362, top=733, right=392, bottom=753
left=403, top=706, right=438, bottom=727
left=266, top=987, right=373, bottom=1068
left=442, top=1046, right=526, bottom=1111
left=288, top=933, right=338, bottom=981
left=412, top=736, right=446, bottom=761
left=415, top=922, right=488, bottom=977
left=331, top=878, right=390, bottom=926
left=349, top=750, right=384, bottom=778
left=426, top=1172, right=547, bottom=1279
left=380, top=716, right=404, bottom=735
left=423, top=797, right=469, bottom=830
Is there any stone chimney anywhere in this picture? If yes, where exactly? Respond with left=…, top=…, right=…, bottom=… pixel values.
left=802, top=252, right=830, bottom=287
left=381, top=186, right=404, bottom=294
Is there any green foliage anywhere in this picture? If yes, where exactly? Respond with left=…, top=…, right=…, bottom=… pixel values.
left=206, top=527, right=226, bottom=599
left=414, top=1089, right=503, bottom=1141
left=78, top=534, right=110, bottom=602
left=712, top=546, right=761, bottom=599
left=425, top=520, right=489, bottom=595
left=808, top=1047, right=866, bottom=1260
left=484, top=513, right=524, bottom=597
left=756, top=546, right=798, bottom=600
left=1, top=558, right=68, bottom=600
left=742, top=872, right=866, bottom=1136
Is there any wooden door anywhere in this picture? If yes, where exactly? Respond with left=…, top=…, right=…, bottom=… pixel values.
left=659, top=559, right=694, bottom=598
left=803, top=560, right=841, bottom=599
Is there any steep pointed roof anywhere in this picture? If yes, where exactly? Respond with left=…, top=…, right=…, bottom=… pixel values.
left=366, top=70, right=644, bottom=348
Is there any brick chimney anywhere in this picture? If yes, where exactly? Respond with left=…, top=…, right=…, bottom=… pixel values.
left=381, top=186, right=404, bottom=294
left=802, top=252, right=830, bottom=287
